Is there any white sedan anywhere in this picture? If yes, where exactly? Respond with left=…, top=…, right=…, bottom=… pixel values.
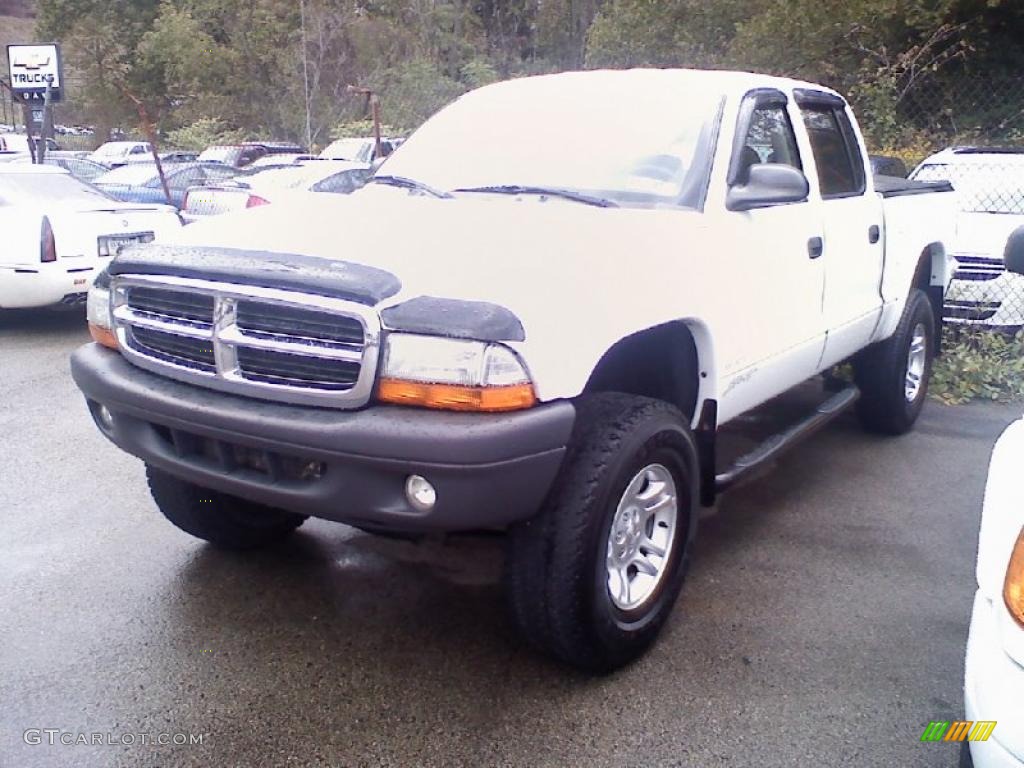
left=0, top=164, right=183, bottom=309
left=180, top=160, right=370, bottom=222
left=964, top=411, right=1024, bottom=768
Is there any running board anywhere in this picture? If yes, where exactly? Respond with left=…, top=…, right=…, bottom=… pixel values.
left=715, top=386, right=860, bottom=493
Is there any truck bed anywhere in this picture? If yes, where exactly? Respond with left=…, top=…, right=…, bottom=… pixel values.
left=874, top=175, right=954, bottom=198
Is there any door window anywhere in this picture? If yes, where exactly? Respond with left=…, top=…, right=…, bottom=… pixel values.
left=734, top=103, right=802, bottom=185
left=801, top=106, right=865, bottom=198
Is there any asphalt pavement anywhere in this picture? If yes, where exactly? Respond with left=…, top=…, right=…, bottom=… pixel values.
left=1, top=307, right=1019, bottom=768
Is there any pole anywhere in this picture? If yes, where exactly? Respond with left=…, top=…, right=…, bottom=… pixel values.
left=39, top=83, right=52, bottom=164
left=346, top=85, right=382, bottom=159
left=371, top=94, right=381, bottom=159
left=21, top=103, right=37, bottom=163
left=299, top=0, right=313, bottom=151
left=122, top=90, right=172, bottom=206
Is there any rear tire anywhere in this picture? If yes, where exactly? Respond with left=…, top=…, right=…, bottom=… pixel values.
left=853, top=289, right=934, bottom=435
left=146, top=465, right=306, bottom=549
left=505, top=393, right=699, bottom=672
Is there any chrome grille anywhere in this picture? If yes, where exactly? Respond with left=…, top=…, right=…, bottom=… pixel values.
left=111, top=274, right=380, bottom=408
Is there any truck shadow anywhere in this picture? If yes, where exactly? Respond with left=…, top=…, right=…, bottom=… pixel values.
left=152, top=396, right=1005, bottom=765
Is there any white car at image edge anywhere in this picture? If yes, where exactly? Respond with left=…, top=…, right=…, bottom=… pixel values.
left=964, top=406, right=1024, bottom=767
left=0, top=164, right=183, bottom=309
left=912, top=148, right=1024, bottom=328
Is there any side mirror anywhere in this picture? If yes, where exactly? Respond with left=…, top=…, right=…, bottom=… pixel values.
left=1004, top=226, right=1024, bottom=275
left=727, top=164, right=809, bottom=212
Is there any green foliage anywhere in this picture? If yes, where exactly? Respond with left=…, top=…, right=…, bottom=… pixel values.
left=329, top=119, right=400, bottom=140
left=34, top=0, right=1024, bottom=155
left=164, top=117, right=245, bottom=151
left=931, top=329, right=1024, bottom=405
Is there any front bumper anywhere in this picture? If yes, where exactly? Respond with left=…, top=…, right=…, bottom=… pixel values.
left=70, top=344, right=574, bottom=533
left=964, top=590, right=1024, bottom=768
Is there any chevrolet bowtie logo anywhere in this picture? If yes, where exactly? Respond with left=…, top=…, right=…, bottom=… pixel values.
left=14, top=52, right=51, bottom=70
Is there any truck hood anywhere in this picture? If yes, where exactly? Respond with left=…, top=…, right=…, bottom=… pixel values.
left=159, top=190, right=711, bottom=402
left=953, top=211, right=1024, bottom=258
left=168, top=189, right=705, bottom=319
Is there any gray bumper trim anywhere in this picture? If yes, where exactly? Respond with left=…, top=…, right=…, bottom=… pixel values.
left=71, top=344, right=575, bottom=532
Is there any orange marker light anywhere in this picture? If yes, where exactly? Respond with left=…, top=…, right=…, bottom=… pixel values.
left=1005, top=527, right=1024, bottom=628
left=89, top=323, right=119, bottom=351
left=377, top=379, right=536, bottom=412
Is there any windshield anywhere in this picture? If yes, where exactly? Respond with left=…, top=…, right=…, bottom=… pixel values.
left=237, top=164, right=350, bottom=190
left=94, top=164, right=161, bottom=186
left=197, top=146, right=240, bottom=163
left=380, top=73, right=723, bottom=208
left=914, top=162, right=1024, bottom=215
left=92, top=142, right=141, bottom=158
left=0, top=172, right=113, bottom=204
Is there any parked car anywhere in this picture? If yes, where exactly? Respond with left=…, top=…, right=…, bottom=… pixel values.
left=0, top=164, right=182, bottom=310
left=181, top=160, right=371, bottom=221
left=88, top=141, right=153, bottom=167
left=12, top=151, right=111, bottom=182
left=93, top=162, right=239, bottom=209
left=125, top=150, right=199, bottom=165
left=74, top=69, right=955, bottom=671
left=197, top=141, right=306, bottom=168
left=870, top=154, right=908, bottom=178
left=319, top=136, right=400, bottom=162
left=911, top=147, right=1024, bottom=328
left=964, top=236, right=1024, bottom=767
left=0, top=133, right=59, bottom=154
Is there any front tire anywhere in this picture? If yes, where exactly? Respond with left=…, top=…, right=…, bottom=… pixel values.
left=853, top=289, right=935, bottom=435
left=146, top=466, right=307, bottom=549
left=505, top=394, right=699, bottom=671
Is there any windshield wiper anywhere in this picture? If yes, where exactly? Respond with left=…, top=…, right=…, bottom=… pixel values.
left=369, top=175, right=452, bottom=199
left=453, top=185, right=618, bottom=208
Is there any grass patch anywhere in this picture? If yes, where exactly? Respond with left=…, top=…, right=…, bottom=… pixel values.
left=931, top=328, right=1024, bottom=405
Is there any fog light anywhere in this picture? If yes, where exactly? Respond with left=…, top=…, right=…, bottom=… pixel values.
left=96, top=404, right=114, bottom=431
left=405, top=475, right=437, bottom=512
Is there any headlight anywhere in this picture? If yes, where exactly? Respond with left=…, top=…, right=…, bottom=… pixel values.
left=86, top=270, right=118, bottom=350
left=1005, top=526, right=1024, bottom=628
left=377, top=333, right=536, bottom=412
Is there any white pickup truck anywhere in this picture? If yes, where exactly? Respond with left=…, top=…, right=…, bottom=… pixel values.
left=72, top=69, right=955, bottom=671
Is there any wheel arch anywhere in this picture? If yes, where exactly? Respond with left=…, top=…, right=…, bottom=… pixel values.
left=582, top=319, right=717, bottom=426
left=914, top=241, right=948, bottom=352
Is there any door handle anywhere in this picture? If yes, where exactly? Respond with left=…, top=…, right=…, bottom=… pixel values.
left=808, top=236, right=824, bottom=259
left=868, top=225, right=880, bottom=244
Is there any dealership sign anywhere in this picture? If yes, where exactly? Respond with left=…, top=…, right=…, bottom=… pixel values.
left=6, top=43, right=63, bottom=102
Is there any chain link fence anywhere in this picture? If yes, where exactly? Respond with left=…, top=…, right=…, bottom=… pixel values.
left=863, top=76, right=1024, bottom=331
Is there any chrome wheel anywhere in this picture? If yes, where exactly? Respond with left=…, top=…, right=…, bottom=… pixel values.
left=606, top=463, right=678, bottom=612
left=905, top=322, right=928, bottom=403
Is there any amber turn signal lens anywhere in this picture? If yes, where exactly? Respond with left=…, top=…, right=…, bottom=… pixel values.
left=1005, top=528, right=1024, bottom=628
left=89, top=323, right=119, bottom=351
left=377, top=378, right=537, bottom=412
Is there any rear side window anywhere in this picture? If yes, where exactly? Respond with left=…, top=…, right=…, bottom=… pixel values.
left=801, top=106, right=865, bottom=198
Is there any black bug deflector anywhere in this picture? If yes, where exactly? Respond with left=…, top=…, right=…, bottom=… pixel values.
left=381, top=296, right=526, bottom=342
left=109, top=243, right=402, bottom=306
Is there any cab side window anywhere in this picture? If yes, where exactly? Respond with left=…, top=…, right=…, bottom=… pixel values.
left=800, top=106, right=865, bottom=198
left=735, top=104, right=802, bottom=185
